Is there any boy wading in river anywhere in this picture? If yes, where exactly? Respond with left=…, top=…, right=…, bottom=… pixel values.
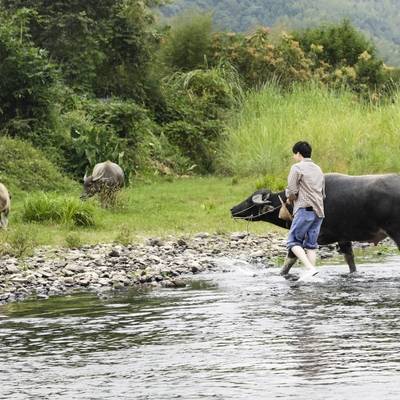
left=285, top=141, right=325, bottom=280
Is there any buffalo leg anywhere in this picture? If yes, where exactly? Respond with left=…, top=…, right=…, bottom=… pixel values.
left=0, top=210, right=8, bottom=229
left=337, top=241, right=356, bottom=273
left=381, top=228, right=400, bottom=251
left=280, top=251, right=297, bottom=275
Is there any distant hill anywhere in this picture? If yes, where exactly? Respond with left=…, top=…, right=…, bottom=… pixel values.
left=160, top=0, right=400, bottom=66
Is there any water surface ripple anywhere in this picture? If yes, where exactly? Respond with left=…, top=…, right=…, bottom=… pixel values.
left=2, top=256, right=400, bottom=399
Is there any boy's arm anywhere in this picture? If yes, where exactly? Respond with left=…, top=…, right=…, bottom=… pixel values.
left=286, top=165, right=300, bottom=203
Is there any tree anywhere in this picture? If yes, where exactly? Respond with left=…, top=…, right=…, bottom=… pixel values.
left=1, top=0, right=166, bottom=99
left=0, top=9, right=58, bottom=142
left=294, top=20, right=376, bottom=67
left=160, top=11, right=214, bottom=72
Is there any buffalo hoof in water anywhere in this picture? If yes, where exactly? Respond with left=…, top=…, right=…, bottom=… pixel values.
left=340, top=272, right=359, bottom=278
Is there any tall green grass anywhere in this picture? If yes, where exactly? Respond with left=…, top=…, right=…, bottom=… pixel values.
left=219, top=83, right=400, bottom=177
left=22, top=193, right=96, bottom=227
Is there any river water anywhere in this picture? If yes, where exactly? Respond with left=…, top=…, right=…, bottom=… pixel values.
left=1, top=253, right=400, bottom=399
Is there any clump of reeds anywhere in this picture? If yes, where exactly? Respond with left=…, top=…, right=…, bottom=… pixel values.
left=220, top=82, right=400, bottom=177
left=22, top=193, right=96, bottom=227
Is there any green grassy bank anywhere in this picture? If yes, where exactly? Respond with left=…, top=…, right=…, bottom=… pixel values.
left=220, top=84, right=400, bottom=178
left=1, top=177, right=281, bottom=251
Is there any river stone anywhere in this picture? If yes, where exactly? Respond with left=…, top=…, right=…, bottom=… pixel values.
left=11, top=275, right=29, bottom=284
left=147, top=255, right=162, bottom=264
left=5, top=265, right=19, bottom=274
left=176, top=238, right=188, bottom=247
left=108, top=249, right=120, bottom=257
left=320, top=251, right=332, bottom=259
left=62, top=268, right=75, bottom=277
left=162, top=278, right=187, bottom=288
left=53, top=261, right=68, bottom=269
left=112, top=281, right=125, bottom=289
left=63, top=277, right=74, bottom=286
left=17, top=286, right=30, bottom=294
left=250, top=250, right=265, bottom=258
left=111, top=273, right=129, bottom=285
left=40, top=269, right=55, bottom=279
left=65, top=264, right=86, bottom=273
left=146, top=238, right=164, bottom=247
left=188, top=261, right=201, bottom=273
left=194, top=232, right=210, bottom=239
left=77, top=277, right=91, bottom=286
left=231, top=232, right=248, bottom=240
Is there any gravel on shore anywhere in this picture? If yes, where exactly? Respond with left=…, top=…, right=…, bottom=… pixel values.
left=0, top=232, right=365, bottom=305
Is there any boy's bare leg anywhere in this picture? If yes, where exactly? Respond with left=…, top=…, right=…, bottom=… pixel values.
left=291, top=245, right=318, bottom=276
left=305, top=249, right=317, bottom=266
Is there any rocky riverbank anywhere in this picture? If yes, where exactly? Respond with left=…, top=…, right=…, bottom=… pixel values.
left=0, top=232, right=366, bottom=305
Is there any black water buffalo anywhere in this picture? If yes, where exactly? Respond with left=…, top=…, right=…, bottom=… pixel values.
left=231, top=173, right=400, bottom=274
left=81, top=161, right=124, bottom=206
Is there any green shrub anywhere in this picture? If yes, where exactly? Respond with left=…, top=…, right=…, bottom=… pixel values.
left=160, top=66, right=242, bottom=173
left=168, top=66, right=243, bottom=111
left=65, top=232, right=82, bottom=249
left=147, top=133, right=192, bottom=175
left=294, top=20, right=376, bottom=68
left=114, top=224, right=134, bottom=246
left=62, top=198, right=96, bottom=226
left=162, top=120, right=220, bottom=173
left=210, top=21, right=390, bottom=97
left=294, top=20, right=390, bottom=95
left=61, top=98, right=157, bottom=179
left=0, top=137, right=75, bottom=192
left=211, top=28, right=313, bottom=88
left=0, top=225, right=37, bottom=258
left=22, top=193, right=96, bottom=226
left=161, top=11, right=213, bottom=71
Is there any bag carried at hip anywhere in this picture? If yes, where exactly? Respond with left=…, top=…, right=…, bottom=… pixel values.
left=278, top=195, right=293, bottom=221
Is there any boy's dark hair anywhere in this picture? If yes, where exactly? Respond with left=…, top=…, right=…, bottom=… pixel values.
left=292, top=141, right=312, bottom=158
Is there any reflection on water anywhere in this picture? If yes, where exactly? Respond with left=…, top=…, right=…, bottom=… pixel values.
left=2, top=255, right=400, bottom=399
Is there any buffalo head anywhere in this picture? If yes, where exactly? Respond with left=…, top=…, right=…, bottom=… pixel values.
left=230, top=188, right=290, bottom=227
left=81, top=172, right=105, bottom=199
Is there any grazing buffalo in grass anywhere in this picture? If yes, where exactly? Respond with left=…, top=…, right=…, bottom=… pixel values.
left=81, top=161, right=124, bottom=207
left=231, top=173, right=400, bottom=274
left=0, top=183, right=10, bottom=229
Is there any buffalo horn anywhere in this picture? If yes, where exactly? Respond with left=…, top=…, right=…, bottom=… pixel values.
left=252, top=193, right=271, bottom=205
left=92, top=172, right=104, bottom=182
